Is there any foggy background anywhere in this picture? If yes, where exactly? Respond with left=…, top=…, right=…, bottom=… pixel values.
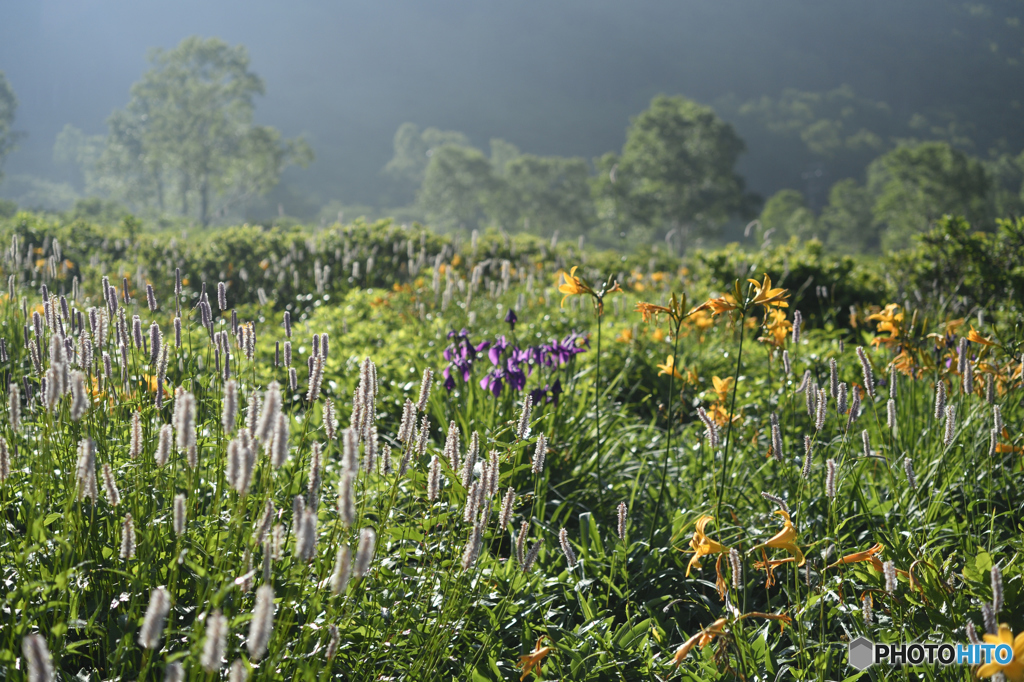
left=1, top=0, right=1023, bottom=220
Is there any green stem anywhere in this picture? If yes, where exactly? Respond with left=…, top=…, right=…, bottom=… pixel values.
left=715, top=309, right=747, bottom=521
left=647, top=317, right=682, bottom=547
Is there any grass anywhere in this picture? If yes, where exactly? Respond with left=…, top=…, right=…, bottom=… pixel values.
left=0, top=217, right=1021, bottom=681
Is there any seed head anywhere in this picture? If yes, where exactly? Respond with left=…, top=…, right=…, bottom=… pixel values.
left=770, top=413, right=783, bottom=462
left=138, top=587, right=171, bottom=649
left=200, top=610, right=228, bottom=673
left=903, top=458, right=917, bottom=490
left=174, top=494, right=187, bottom=536
left=271, top=412, right=290, bottom=468
left=617, top=502, right=628, bottom=540
left=222, top=380, right=238, bottom=434
left=523, top=541, right=542, bottom=572
left=934, top=380, right=946, bottom=419
left=531, top=433, right=547, bottom=474
left=444, top=421, right=461, bottom=472
left=76, top=438, right=98, bottom=502
left=801, top=435, right=813, bottom=479
left=883, top=560, right=897, bottom=593
left=729, top=548, right=741, bottom=589
left=354, top=528, right=376, bottom=578
left=102, top=463, right=121, bottom=507
left=943, top=404, right=956, bottom=447
left=825, top=459, right=836, bottom=499
left=121, top=513, right=136, bottom=560
left=331, top=545, right=352, bottom=596
left=338, top=470, right=356, bottom=529
left=499, top=487, right=515, bottom=529
left=856, top=346, right=875, bottom=399
left=21, top=634, right=54, bottom=682
left=416, top=368, right=433, bottom=413
left=326, top=625, right=340, bottom=661
left=992, top=564, right=1003, bottom=614
left=427, top=455, right=441, bottom=501
left=559, top=528, right=577, bottom=568
left=247, top=584, right=275, bottom=661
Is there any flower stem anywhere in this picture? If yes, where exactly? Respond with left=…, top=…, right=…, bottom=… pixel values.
left=715, top=310, right=746, bottom=521
left=648, top=317, right=682, bottom=547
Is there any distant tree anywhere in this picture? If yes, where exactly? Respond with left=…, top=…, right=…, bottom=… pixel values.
left=53, top=124, right=105, bottom=192
left=820, top=179, right=875, bottom=251
left=0, top=70, right=22, bottom=183
left=593, top=95, right=757, bottom=247
left=984, top=149, right=1024, bottom=218
left=489, top=139, right=521, bottom=176
left=384, top=123, right=471, bottom=200
left=759, top=189, right=817, bottom=243
left=418, top=145, right=498, bottom=230
left=867, top=141, right=990, bottom=250
left=98, top=36, right=312, bottom=225
left=496, top=154, right=594, bottom=236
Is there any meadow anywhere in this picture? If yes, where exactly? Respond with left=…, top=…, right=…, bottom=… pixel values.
left=0, top=210, right=1021, bottom=681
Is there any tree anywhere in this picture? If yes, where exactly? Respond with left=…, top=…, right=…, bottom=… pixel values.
left=867, top=141, right=990, bottom=250
left=418, top=145, right=498, bottom=231
left=593, top=94, right=757, bottom=246
left=759, top=189, right=817, bottom=243
left=819, top=179, right=875, bottom=251
left=384, top=123, right=471, bottom=202
left=496, top=154, right=594, bottom=236
left=0, top=70, right=22, bottom=184
left=99, top=36, right=312, bottom=225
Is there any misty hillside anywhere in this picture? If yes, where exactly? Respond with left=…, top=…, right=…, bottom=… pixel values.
left=1, top=0, right=1023, bottom=223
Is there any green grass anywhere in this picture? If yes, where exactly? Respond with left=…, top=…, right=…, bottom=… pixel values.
left=0, top=217, right=1021, bottom=681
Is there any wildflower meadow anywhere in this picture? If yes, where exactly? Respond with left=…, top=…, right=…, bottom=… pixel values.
left=0, top=212, right=1021, bottom=681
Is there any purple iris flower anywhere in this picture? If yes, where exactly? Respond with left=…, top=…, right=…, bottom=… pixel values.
left=505, top=308, right=517, bottom=331
left=488, top=336, right=508, bottom=366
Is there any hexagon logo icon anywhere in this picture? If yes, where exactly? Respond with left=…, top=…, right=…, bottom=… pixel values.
left=848, top=637, right=874, bottom=670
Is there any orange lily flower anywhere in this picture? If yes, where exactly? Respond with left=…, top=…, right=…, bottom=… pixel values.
left=635, top=301, right=671, bottom=323
left=967, top=327, right=997, bottom=347
left=615, top=328, right=633, bottom=343
left=747, top=273, right=789, bottom=309
left=828, top=543, right=884, bottom=572
left=517, top=636, right=551, bottom=680
left=751, top=510, right=805, bottom=566
left=689, top=295, right=738, bottom=317
left=673, top=613, right=790, bottom=667
left=978, top=624, right=1024, bottom=681
left=672, top=618, right=727, bottom=667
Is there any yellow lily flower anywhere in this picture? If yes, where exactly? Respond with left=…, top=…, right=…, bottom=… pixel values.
left=616, top=328, right=633, bottom=343
left=517, top=636, right=552, bottom=680
left=759, top=307, right=792, bottom=347
left=711, top=376, right=733, bottom=403
left=557, top=266, right=590, bottom=308
left=685, top=515, right=728, bottom=576
left=657, top=355, right=685, bottom=380
left=751, top=510, right=805, bottom=566
left=747, top=273, right=790, bottom=309
left=978, top=624, right=1024, bottom=682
